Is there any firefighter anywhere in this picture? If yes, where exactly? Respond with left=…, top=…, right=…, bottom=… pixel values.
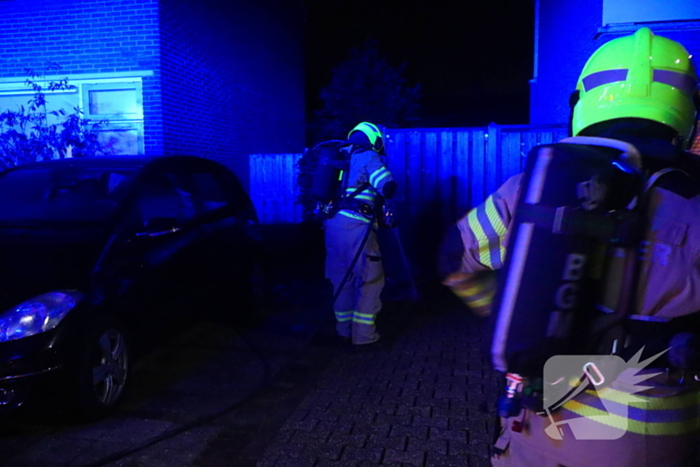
left=325, top=122, right=397, bottom=348
left=442, top=28, right=700, bottom=466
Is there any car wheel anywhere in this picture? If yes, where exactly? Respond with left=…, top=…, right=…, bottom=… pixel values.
left=73, top=317, right=130, bottom=418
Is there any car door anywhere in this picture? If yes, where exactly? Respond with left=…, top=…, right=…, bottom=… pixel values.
left=183, top=160, right=260, bottom=303
left=94, top=161, right=201, bottom=334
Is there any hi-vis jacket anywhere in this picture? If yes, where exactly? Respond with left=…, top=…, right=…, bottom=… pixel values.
left=336, top=148, right=394, bottom=223
left=444, top=165, right=700, bottom=465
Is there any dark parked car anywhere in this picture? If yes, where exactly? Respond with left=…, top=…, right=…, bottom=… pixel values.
left=0, top=155, right=262, bottom=418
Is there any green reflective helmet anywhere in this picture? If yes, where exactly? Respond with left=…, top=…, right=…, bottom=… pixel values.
left=348, top=122, right=385, bottom=154
left=572, top=27, right=699, bottom=149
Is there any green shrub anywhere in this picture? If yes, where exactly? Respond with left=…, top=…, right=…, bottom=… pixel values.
left=0, top=63, right=108, bottom=170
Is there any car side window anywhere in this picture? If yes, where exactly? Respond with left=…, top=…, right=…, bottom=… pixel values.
left=135, top=172, right=196, bottom=228
left=191, top=172, right=227, bottom=214
left=218, top=170, right=253, bottom=217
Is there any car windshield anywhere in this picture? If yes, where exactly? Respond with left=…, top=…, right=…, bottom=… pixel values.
left=0, top=166, right=138, bottom=225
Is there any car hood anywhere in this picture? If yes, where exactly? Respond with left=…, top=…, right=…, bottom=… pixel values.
left=0, top=228, right=106, bottom=311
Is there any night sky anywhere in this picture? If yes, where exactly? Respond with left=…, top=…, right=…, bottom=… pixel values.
left=303, top=0, right=536, bottom=128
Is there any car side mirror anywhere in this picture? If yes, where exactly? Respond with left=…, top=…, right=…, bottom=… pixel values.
left=137, top=216, right=180, bottom=237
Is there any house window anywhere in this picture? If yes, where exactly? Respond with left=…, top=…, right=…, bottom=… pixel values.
left=603, top=0, right=700, bottom=26
left=0, top=74, right=147, bottom=157
left=82, top=81, right=144, bottom=155
left=97, top=125, right=144, bottom=156
left=83, top=82, right=143, bottom=120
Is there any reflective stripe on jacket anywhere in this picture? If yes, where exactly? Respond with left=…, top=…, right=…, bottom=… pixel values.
left=337, top=147, right=394, bottom=223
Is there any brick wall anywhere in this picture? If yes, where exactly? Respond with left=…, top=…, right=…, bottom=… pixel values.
left=159, top=0, right=305, bottom=190
left=0, top=0, right=305, bottom=189
left=0, top=0, right=164, bottom=155
left=531, top=0, right=700, bottom=127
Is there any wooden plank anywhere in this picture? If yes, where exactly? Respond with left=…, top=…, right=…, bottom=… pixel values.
left=423, top=130, right=438, bottom=212
left=471, top=129, right=487, bottom=207
left=406, top=130, right=423, bottom=221
left=485, top=123, right=500, bottom=197
left=438, top=130, right=455, bottom=221
left=454, top=130, right=471, bottom=218
left=502, top=131, right=521, bottom=182
left=387, top=130, right=408, bottom=221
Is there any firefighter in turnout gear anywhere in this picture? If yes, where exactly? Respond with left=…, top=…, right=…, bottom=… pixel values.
left=441, top=28, right=700, bottom=466
left=325, top=122, right=397, bottom=347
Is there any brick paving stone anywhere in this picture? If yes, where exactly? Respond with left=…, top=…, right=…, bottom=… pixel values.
left=396, top=405, right=431, bottom=418
left=396, top=392, right=420, bottom=405
left=326, top=432, right=368, bottom=448
left=468, top=421, right=492, bottom=445
left=315, top=460, right=360, bottom=467
left=447, top=417, right=468, bottom=430
left=314, top=420, right=354, bottom=435
left=256, top=456, right=278, bottom=467
left=375, top=413, right=412, bottom=427
left=393, top=378, right=418, bottom=389
left=365, top=434, right=407, bottom=451
left=301, top=442, right=344, bottom=461
left=411, top=415, right=449, bottom=429
left=378, top=387, right=403, bottom=398
left=269, top=429, right=295, bottom=444
left=344, top=412, right=378, bottom=424
left=351, top=421, right=392, bottom=438
left=285, top=418, right=320, bottom=432
left=389, top=425, right=429, bottom=440
left=328, top=400, right=364, bottom=413
left=447, top=439, right=470, bottom=456
left=363, top=402, right=398, bottom=416
left=470, top=443, right=493, bottom=460
left=434, top=389, right=467, bottom=401
left=308, top=410, right=343, bottom=422
left=429, top=427, right=468, bottom=443
left=470, top=454, right=493, bottom=467
left=415, top=397, right=449, bottom=409
left=290, top=430, right=332, bottom=444
left=272, top=456, right=317, bottom=467
left=425, top=452, right=470, bottom=467
left=340, top=446, right=384, bottom=463
left=382, top=448, right=427, bottom=466
left=405, top=437, right=448, bottom=455
left=267, top=442, right=306, bottom=458
left=435, top=406, right=465, bottom=419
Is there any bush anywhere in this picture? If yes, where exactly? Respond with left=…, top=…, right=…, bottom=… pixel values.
left=0, top=63, right=108, bottom=170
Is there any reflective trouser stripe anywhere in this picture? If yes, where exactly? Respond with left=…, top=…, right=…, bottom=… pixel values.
left=443, top=272, right=495, bottom=313
left=453, top=284, right=494, bottom=307
left=353, top=312, right=376, bottom=325
left=334, top=311, right=353, bottom=322
left=563, top=389, right=700, bottom=435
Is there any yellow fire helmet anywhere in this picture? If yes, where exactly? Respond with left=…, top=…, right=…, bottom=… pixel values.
left=348, top=122, right=385, bottom=154
left=572, top=27, right=699, bottom=148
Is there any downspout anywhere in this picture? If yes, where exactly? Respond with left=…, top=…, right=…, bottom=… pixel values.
left=528, top=0, right=540, bottom=123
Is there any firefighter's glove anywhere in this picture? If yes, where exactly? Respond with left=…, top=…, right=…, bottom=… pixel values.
left=442, top=271, right=496, bottom=317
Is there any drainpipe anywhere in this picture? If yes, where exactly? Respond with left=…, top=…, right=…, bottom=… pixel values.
left=528, top=0, right=540, bottom=123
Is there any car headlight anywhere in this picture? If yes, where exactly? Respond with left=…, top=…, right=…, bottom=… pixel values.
left=0, top=291, right=85, bottom=343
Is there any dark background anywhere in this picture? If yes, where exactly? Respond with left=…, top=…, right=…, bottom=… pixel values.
left=303, top=0, right=536, bottom=128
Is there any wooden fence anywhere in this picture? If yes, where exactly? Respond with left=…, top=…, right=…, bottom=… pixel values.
left=249, top=123, right=568, bottom=225
left=248, top=153, right=303, bottom=224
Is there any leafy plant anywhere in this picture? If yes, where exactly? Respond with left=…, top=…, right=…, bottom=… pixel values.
left=309, top=40, right=421, bottom=143
left=0, top=62, right=108, bottom=170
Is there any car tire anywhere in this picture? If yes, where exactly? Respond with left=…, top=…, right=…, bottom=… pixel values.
left=72, top=316, right=130, bottom=419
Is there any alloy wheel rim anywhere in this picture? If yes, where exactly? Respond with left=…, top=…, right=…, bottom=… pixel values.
left=91, top=329, right=128, bottom=406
